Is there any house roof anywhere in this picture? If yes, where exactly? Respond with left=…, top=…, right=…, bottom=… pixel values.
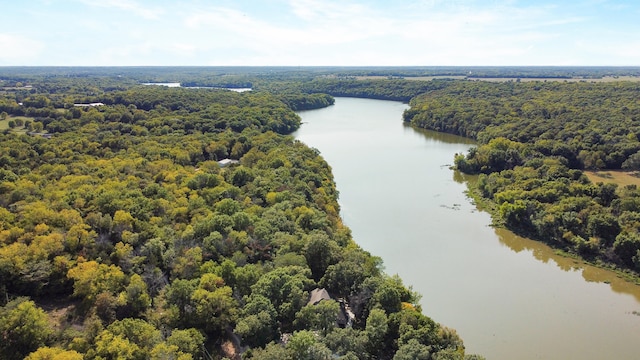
left=73, top=102, right=105, bottom=107
left=308, top=288, right=331, bottom=305
left=218, top=158, right=239, bottom=167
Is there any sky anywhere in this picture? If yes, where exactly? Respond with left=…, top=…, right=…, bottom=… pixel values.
left=1, top=0, right=639, bottom=66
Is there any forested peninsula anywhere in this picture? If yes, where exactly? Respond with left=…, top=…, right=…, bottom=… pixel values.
left=0, top=68, right=473, bottom=360
left=404, top=79, right=640, bottom=278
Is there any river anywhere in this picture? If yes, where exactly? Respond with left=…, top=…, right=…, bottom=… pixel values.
left=293, top=97, right=640, bottom=360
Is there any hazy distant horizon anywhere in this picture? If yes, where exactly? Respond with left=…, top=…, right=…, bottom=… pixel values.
left=1, top=65, right=640, bottom=68
left=1, top=1, right=639, bottom=67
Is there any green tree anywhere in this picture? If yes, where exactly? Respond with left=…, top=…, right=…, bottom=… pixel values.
left=25, top=347, right=83, bottom=360
left=108, top=318, right=162, bottom=350
left=67, top=260, right=126, bottom=304
left=304, top=233, right=340, bottom=281
left=166, top=328, right=206, bottom=359
left=215, top=198, right=242, bottom=215
left=190, top=273, right=238, bottom=334
left=235, top=294, right=278, bottom=347
left=0, top=298, right=53, bottom=360
left=613, top=232, right=640, bottom=267
left=587, top=212, right=620, bottom=246
left=320, top=250, right=380, bottom=297
left=248, top=342, right=291, bottom=360
left=92, top=330, right=142, bottom=360
left=172, top=246, right=203, bottom=279
left=286, top=330, right=332, bottom=360
left=250, top=266, right=314, bottom=328
left=231, top=166, right=254, bottom=187
left=322, top=328, right=368, bottom=359
left=294, top=299, right=340, bottom=335
left=622, top=151, right=640, bottom=170
left=365, top=308, right=388, bottom=353
left=124, top=273, right=152, bottom=316
left=393, top=339, right=431, bottom=360
left=149, top=342, right=193, bottom=360
left=164, top=278, right=198, bottom=327
left=92, top=318, right=162, bottom=359
left=112, top=209, right=135, bottom=238
left=368, top=275, right=414, bottom=314
left=232, top=263, right=263, bottom=298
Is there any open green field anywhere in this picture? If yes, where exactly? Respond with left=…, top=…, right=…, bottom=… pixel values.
left=585, top=170, right=640, bottom=188
left=0, top=116, right=36, bottom=132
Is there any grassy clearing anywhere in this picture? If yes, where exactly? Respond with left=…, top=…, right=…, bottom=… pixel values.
left=584, top=170, right=640, bottom=187
left=9, top=115, right=35, bottom=122
left=0, top=116, right=36, bottom=133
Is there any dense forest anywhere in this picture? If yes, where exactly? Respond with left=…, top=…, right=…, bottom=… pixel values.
left=0, top=70, right=474, bottom=360
left=404, top=80, right=640, bottom=277
left=4, top=66, right=640, bottom=359
left=404, top=81, right=640, bottom=169
left=256, top=78, right=454, bottom=102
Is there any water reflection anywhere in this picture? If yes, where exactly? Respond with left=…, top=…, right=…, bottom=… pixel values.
left=448, top=140, right=640, bottom=302
left=495, top=228, right=640, bottom=302
left=403, top=123, right=476, bottom=145
left=453, top=170, right=477, bottom=184
left=297, top=97, right=640, bottom=359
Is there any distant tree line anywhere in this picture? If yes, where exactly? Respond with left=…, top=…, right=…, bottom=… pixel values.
left=405, top=80, right=640, bottom=170
left=257, top=78, right=454, bottom=102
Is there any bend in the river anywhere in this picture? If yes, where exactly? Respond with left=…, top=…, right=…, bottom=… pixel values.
left=294, top=97, right=640, bottom=360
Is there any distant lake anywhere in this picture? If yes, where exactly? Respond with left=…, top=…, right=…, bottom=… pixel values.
left=142, top=82, right=251, bottom=92
left=143, top=82, right=181, bottom=87
left=294, top=97, right=640, bottom=360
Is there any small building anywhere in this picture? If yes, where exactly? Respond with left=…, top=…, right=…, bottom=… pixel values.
left=308, top=288, right=331, bottom=306
left=218, top=158, right=239, bottom=167
left=73, top=102, right=105, bottom=107
left=27, top=132, right=53, bottom=139
left=307, top=288, right=356, bottom=328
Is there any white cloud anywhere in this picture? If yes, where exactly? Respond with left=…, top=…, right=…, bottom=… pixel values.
left=0, top=34, right=44, bottom=64
left=181, top=1, right=397, bottom=64
left=379, top=2, right=592, bottom=65
left=288, top=0, right=371, bottom=22
left=77, top=0, right=164, bottom=20
left=6, top=0, right=637, bottom=66
left=110, top=1, right=636, bottom=65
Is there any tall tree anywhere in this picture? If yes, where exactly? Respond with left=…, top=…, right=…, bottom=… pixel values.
left=0, top=299, right=53, bottom=360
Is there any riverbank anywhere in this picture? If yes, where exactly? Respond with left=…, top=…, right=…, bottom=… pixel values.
left=296, top=97, right=640, bottom=360
left=462, top=172, right=640, bottom=286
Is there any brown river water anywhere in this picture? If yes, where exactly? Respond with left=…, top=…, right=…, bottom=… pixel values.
left=294, top=97, right=640, bottom=360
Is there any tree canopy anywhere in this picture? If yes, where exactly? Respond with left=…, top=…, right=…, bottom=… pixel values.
left=0, top=68, right=470, bottom=360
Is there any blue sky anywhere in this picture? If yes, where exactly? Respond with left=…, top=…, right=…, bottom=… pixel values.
left=1, top=0, right=639, bottom=66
